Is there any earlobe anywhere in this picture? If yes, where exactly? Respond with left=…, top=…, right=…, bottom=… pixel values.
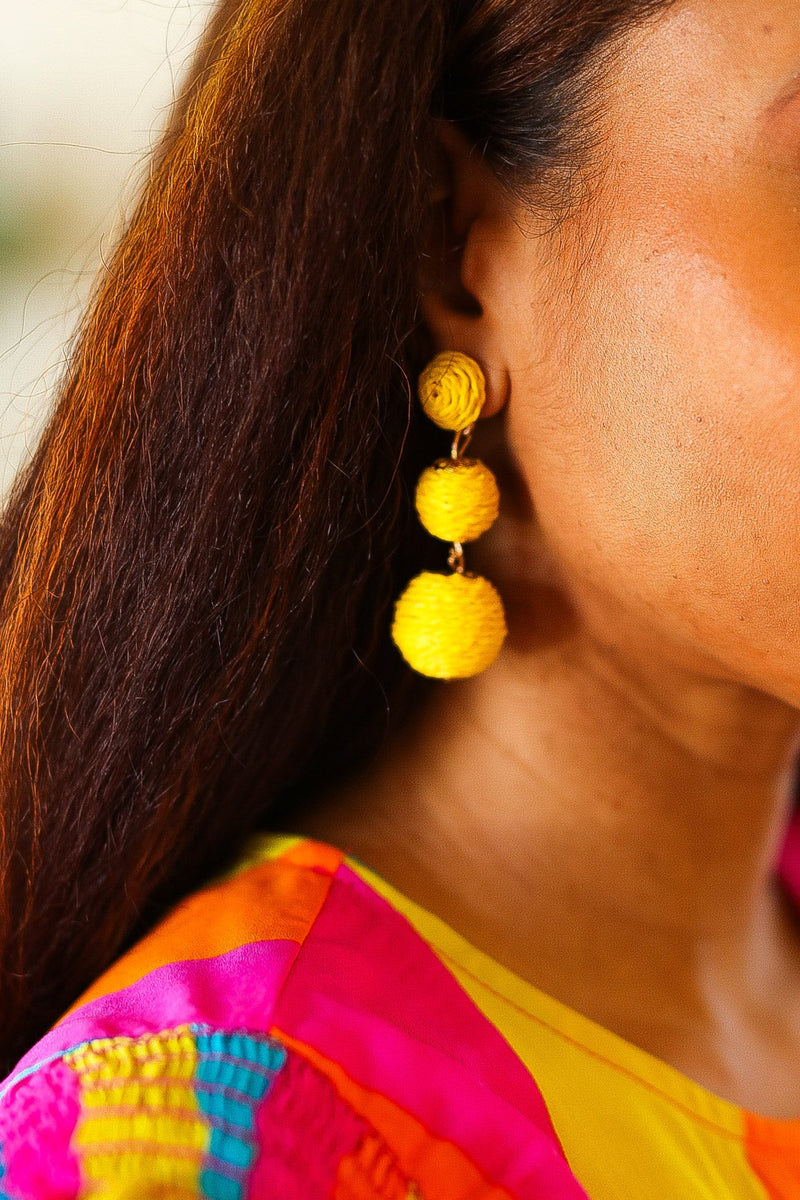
left=416, top=285, right=508, bottom=423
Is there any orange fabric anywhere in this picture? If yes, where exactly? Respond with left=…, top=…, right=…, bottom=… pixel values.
left=745, top=1112, right=800, bottom=1199
left=65, top=852, right=339, bottom=1016
left=333, top=1130, right=411, bottom=1200
left=281, top=837, right=344, bottom=874
left=273, top=1028, right=517, bottom=1200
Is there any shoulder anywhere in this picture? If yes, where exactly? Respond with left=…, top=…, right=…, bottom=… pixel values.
left=0, top=838, right=418, bottom=1198
left=0, top=1022, right=420, bottom=1198
left=0, top=835, right=589, bottom=1199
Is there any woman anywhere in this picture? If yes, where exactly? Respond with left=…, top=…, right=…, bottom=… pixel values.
left=0, top=0, right=799, bottom=1193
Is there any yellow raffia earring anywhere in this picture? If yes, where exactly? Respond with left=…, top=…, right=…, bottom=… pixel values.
left=390, top=350, right=508, bottom=679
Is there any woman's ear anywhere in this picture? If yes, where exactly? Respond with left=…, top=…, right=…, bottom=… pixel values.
left=418, top=121, right=483, bottom=319
left=417, top=119, right=515, bottom=419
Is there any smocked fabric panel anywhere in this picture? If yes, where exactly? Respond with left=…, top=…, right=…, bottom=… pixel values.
left=0, top=1025, right=423, bottom=1199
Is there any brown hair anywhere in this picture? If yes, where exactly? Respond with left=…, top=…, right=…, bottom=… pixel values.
left=0, top=0, right=676, bottom=1069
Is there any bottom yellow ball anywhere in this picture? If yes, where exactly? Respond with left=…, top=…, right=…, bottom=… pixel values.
left=390, top=570, right=507, bottom=679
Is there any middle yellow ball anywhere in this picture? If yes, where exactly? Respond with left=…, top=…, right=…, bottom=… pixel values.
left=415, top=458, right=500, bottom=543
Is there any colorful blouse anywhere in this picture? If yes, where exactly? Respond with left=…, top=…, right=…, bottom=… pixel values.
left=1, top=826, right=800, bottom=1199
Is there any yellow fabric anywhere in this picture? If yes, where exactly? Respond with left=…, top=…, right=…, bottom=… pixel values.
left=219, top=831, right=302, bottom=881
left=347, top=855, right=779, bottom=1200
left=65, top=1026, right=209, bottom=1196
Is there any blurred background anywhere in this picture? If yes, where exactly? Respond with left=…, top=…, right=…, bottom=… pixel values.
left=0, top=1, right=213, bottom=497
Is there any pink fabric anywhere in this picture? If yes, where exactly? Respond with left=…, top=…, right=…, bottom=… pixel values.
left=4, top=939, right=298, bottom=1087
left=274, top=863, right=588, bottom=1199
left=251, top=1047, right=367, bottom=1198
left=0, top=1057, right=81, bottom=1199
left=778, top=808, right=800, bottom=909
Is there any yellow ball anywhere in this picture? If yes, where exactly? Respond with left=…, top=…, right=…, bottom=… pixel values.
left=390, top=570, right=507, bottom=679
left=415, top=458, right=500, bottom=543
left=418, top=351, right=485, bottom=431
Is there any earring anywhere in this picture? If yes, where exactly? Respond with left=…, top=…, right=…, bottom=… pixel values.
left=390, top=350, right=508, bottom=679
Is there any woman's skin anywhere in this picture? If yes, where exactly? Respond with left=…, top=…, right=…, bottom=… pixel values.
left=295, top=0, right=800, bottom=1117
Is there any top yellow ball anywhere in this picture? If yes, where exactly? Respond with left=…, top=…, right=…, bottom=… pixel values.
left=417, top=351, right=486, bottom=432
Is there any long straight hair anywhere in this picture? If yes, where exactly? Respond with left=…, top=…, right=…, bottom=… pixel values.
left=0, top=0, right=676, bottom=1069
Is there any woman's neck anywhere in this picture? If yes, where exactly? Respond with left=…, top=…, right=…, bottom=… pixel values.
left=295, top=618, right=800, bottom=1115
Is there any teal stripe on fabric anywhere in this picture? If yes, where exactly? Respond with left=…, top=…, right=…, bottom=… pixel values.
left=199, top=1167, right=243, bottom=1200
left=195, top=1031, right=287, bottom=1073
left=196, top=1088, right=253, bottom=1130
left=195, top=1057, right=272, bottom=1101
left=189, top=1027, right=288, bottom=1200
left=208, top=1127, right=255, bottom=1170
